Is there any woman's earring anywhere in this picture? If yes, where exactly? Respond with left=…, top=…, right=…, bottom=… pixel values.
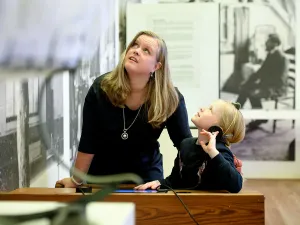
left=150, top=72, right=155, bottom=79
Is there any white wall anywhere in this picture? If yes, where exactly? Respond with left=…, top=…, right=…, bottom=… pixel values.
left=30, top=161, right=58, bottom=188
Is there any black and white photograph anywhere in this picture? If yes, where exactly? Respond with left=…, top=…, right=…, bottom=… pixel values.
left=69, top=0, right=119, bottom=163
left=99, top=0, right=119, bottom=75
left=0, top=75, right=65, bottom=191
left=230, top=119, right=295, bottom=161
left=220, top=1, right=296, bottom=113
left=119, top=0, right=141, bottom=54
left=69, top=61, right=98, bottom=162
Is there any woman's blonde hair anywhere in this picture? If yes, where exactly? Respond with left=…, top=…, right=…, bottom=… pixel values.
left=216, top=100, right=245, bottom=146
left=101, top=30, right=179, bottom=128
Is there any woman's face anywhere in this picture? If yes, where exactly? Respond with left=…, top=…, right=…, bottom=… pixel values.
left=125, top=35, right=162, bottom=79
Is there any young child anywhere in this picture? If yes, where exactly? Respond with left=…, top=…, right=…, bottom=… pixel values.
left=135, top=100, right=245, bottom=193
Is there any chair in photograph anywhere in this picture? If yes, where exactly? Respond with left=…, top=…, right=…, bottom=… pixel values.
left=272, top=47, right=295, bottom=133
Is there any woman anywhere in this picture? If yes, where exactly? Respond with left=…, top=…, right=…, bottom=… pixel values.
left=57, top=31, right=192, bottom=187
left=135, top=100, right=245, bottom=193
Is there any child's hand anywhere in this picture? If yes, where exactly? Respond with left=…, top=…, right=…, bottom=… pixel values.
left=134, top=180, right=160, bottom=190
left=199, top=129, right=219, bottom=158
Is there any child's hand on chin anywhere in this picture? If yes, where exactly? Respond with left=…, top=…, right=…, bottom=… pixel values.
left=199, top=129, right=220, bottom=158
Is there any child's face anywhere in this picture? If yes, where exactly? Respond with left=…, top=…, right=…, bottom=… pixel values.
left=191, top=101, right=222, bottom=130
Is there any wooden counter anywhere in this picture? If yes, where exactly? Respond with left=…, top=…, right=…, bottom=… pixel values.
left=0, top=187, right=264, bottom=225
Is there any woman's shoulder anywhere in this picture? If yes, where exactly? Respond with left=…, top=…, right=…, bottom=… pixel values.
left=92, top=72, right=111, bottom=86
left=86, top=72, right=112, bottom=102
left=174, top=87, right=184, bottom=100
left=180, top=137, right=198, bottom=150
left=91, top=72, right=111, bottom=92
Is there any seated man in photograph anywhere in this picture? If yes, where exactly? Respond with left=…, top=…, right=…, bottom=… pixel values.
left=236, top=33, right=288, bottom=129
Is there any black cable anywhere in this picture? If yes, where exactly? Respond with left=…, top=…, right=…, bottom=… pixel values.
left=162, top=184, right=199, bottom=225
left=73, top=183, right=118, bottom=205
left=78, top=187, right=86, bottom=195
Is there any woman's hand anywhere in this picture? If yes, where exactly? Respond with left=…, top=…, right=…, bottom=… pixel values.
left=134, top=180, right=161, bottom=190
left=56, top=152, right=93, bottom=188
left=199, top=129, right=219, bottom=158
left=56, top=177, right=78, bottom=188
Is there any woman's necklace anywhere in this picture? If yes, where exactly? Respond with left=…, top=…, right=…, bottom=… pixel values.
left=121, top=106, right=142, bottom=140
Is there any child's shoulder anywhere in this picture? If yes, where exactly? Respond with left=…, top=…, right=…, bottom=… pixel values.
left=216, top=141, right=233, bottom=156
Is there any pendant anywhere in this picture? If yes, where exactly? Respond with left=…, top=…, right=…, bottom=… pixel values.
left=121, top=131, right=128, bottom=140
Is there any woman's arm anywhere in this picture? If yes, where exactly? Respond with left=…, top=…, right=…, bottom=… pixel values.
left=77, top=81, right=100, bottom=154
left=159, top=152, right=183, bottom=188
left=134, top=152, right=182, bottom=190
left=166, top=90, right=192, bottom=149
left=57, top=152, right=94, bottom=187
left=72, top=152, right=94, bottom=182
left=57, top=79, right=100, bottom=187
left=162, top=138, right=202, bottom=189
